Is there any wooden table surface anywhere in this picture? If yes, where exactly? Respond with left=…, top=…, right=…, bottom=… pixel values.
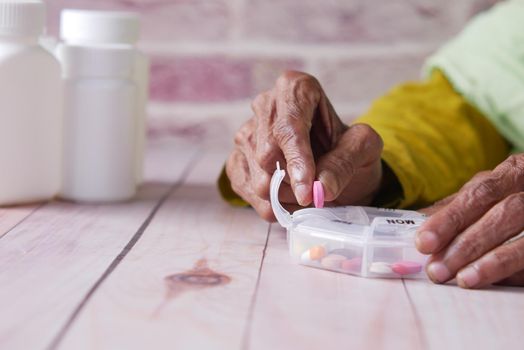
left=1, top=135, right=523, bottom=350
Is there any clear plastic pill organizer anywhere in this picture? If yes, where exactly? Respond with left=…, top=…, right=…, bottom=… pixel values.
left=270, top=163, right=428, bottom=279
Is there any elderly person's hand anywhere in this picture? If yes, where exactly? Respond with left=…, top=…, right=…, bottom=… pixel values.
left=417, top=154, right=524, bottom=288
left=226, top=71, right=384, bottom=221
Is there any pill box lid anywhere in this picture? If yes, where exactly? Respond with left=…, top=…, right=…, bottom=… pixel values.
left=291, top=208, right=425, bottom=246
left=270, top=162, right=293, bottom=228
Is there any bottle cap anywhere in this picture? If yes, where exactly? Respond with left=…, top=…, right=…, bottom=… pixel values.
left=58, top=45, right=136, bottom=79
left=60, top=9, right=140, bottom=45
left=0, top=0, right=46, bottom=37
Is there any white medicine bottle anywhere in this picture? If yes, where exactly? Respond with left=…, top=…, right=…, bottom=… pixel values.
left=59, top=10, right=149, bottom=185
left=0, top=0, right=63, bottom=206
left=59, top=44, right=137, bottom=202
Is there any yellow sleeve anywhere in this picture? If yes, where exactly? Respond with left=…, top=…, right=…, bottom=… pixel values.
left=218, top=70, right=510, bottom=209
left=356, top=70, right=510, bottom=209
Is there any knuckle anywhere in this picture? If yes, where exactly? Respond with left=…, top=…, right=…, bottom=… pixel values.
left=276, top=71, right=321, bottom=108
left=466, top=176, right=501, bottom=203
left=452, top=235, right=484, bottom=261
left=234, top=121, right=255, bottom=147
left=273, top=121, right=300, bottom=146
left=352, top=123, right=384, bottom=154
left=255, top=144, right=278, bottom=171
left=446, top=208, right=466, bottom=231
left=500, top=154, right=524, bottom=186
left=286, top=151, right=308, bottom=174
left=233, top=132, right=245, bottom=147
left=505, top=154, right=523, bottom=168
left=253, top=177, right=270, bottom=199
left=324, top=154, right=355, bottom=178
left=251, top=91, right=272, bottom=116
left=471, top=170, right=491, bottom=182
left=490, top=248, right=520, bottom=274
left=505, top=192, right=524, bottom=210
left=276, top=70, right=317, bottom=88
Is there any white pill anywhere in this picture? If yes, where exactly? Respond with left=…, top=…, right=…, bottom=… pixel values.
left=300, top=250, right=311, bottom=263
left=370, top=262, right=393, bottom=275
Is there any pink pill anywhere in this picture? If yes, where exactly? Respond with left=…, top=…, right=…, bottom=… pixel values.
left=313, top=181, right=324, bottom=208
left=391, top=261, right=423, bottom=275
left=341, top=257, right=362, bottom=272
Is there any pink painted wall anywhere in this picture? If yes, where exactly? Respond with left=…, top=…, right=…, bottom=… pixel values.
left=44, top=0, right=500, bottom=137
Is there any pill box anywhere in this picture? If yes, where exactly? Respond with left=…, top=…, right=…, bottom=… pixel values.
left=270, top=163, right=428, bottom=279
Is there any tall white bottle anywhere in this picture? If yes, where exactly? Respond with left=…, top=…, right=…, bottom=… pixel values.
left=58, top=43, right=138, bottom=202
left=59, top=10, right=149, bottom=185
left=0, top=0, right=62, bottom=206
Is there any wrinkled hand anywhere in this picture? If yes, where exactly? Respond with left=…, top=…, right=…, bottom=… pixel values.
left=417, top=154, right=524, bottom=288
left=226, top=71, right=384, bottom=221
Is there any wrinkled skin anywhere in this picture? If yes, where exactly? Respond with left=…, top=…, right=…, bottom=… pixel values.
left=226, top=71, right=384, bottom=221
left=227, top=70, right=524, bottom=288
left=417, top=154, right=524, bottom=289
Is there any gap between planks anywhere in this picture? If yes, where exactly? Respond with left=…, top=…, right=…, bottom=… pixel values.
left=241, top=223, right=272, bottom=350
left=401, top=279, right=428, bottom=348
left=53, top=145, right=270, bottom=350
left=47, top=151, right=202, bottom=350
left=0, top=203, right=45, bottom=241
left=245, top=224, right=426, bottom=350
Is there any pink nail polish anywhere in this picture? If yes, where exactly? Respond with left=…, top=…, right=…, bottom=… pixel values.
left=313, top=181, right=324, bottom=208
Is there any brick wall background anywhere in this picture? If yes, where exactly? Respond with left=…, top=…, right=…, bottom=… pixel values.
left=45, top=0, right=500, bottom=139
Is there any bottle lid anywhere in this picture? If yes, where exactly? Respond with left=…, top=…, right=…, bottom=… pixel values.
left=58, top=45, right=135, bottom=79
left=0, top=0, right=46, bottom=37
left=60, top=9, right=140, bottom=45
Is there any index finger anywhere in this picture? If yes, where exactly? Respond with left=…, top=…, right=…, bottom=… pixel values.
left=272, top=71, right=322, bottom=206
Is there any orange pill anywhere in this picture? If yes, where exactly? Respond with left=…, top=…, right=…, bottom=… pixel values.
left=309, top=246, right=326, bottom=260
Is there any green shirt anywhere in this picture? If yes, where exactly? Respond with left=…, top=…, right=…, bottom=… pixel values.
left=425, top=0, right=524, bottom=152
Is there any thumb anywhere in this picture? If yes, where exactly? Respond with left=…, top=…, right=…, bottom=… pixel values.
left=316, top=124, right=383, bottom=202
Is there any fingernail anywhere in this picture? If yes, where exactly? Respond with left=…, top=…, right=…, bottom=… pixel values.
left=457, top=265, right=480, bottom=289
left=294, top=183, right=311, bottom=206
left=416, top=231, right=439, bottom=253
left=427, top=262, right=451, bottom=283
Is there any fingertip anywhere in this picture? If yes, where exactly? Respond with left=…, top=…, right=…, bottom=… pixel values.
left=416, top=230, right=440, bottom=254
left=294, top=183, right=312, bottom=207
left=457, top=265, right=481, bottom=289
left=426, top=262, right=451, bottom=284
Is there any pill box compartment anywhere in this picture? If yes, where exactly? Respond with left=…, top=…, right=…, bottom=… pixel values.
left=288, top=206, right=428, bottom=279
left=270, top=163, right=427, bottom=279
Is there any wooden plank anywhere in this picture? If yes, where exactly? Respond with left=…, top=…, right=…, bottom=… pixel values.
left=0, top=205, right=40, bottom=239
left=0, top=137, right=199, bottom=350
left=57, top=147, right=271, bottom=350
left=246, top=225, right=425, bottom=350
left=404, top=279, right=524, bottom=349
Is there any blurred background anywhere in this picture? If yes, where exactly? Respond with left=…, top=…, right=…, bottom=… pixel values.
left=45, top=0, right=499, bottom=140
